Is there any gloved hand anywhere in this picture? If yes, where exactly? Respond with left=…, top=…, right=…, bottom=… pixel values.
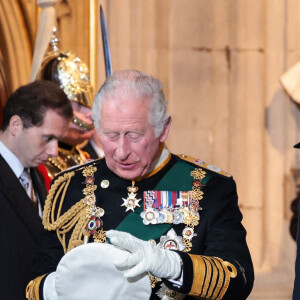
left=106, top=230, right=182, bottom=280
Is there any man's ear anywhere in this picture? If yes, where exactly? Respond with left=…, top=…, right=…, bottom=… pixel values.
left=159, top=116, right=172, bottom=143
left=9, top=115, right=23, bottom=136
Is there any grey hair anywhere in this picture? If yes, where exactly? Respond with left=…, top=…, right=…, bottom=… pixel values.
left=92, top=70, right=170, bottom=137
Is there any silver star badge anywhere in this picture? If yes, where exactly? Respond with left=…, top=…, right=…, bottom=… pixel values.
left=121, top=193, right=141, bottom=212
left=158, top=228, right=186, bottom=251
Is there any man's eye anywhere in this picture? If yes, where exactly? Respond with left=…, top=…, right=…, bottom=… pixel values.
left=43, top=136, right=53, bottom=143
left=105, top=133, right=119, bottom=140
left=127, top=132, right=142, bottom=141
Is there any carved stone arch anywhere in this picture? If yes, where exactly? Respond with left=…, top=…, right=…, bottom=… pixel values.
left=0, top=0, right=32, bottom=94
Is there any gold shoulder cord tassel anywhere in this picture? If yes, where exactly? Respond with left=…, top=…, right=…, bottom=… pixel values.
left=42, top=170, right=89, bottom=253
left=25, top=274, right=47, bottom=300
left=44, top=165, right=101, bottom=253
left=43, top=171, right=76, bottom=230
left=188, top=254, right=237, bottom=300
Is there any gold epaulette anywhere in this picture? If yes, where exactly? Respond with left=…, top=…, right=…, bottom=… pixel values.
left=176, top=154, right=232, bottom=178
left=54, top=156, right=103, bottom=177
left=188, top=255, right=237, bottom=299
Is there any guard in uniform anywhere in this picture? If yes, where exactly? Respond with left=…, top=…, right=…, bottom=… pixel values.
left=26, top=70, right=254, bottom=300
left=37, top=30, right=100, bottom=187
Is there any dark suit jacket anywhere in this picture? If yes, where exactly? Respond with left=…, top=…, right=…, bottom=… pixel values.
left=0, top=155, right=47, bottom=300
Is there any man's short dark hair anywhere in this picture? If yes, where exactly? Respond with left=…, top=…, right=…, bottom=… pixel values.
left=1, top=80, right=73, bottom=130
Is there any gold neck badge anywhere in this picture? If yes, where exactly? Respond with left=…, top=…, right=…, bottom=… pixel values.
left=121, top=180, right=141, bottom=212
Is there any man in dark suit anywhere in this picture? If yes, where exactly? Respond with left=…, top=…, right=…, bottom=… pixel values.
left=0, top=80, right=73, bottom=300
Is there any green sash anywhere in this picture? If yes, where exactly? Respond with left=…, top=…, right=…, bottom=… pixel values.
left=116, top=161, right=212, bottom=240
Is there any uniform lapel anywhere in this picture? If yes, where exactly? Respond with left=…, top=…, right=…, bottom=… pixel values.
left=30, top=167, right=47, bottom=208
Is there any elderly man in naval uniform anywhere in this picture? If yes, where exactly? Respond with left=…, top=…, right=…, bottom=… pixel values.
left=27, top=70, right=254, bottom=300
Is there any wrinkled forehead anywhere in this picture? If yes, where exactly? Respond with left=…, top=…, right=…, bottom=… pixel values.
left=101, top=91, right=151, bottom=111
left=99, top=96, right=152, bottom=131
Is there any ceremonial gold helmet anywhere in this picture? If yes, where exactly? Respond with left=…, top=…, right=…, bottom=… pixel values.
left=38, top=28, right=94, bottom=131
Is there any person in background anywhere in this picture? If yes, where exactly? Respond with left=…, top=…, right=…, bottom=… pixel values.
left=27, top=70, right=254, bottom=300
left=37, top=32, right=103, bottom=189
left=293, top=142, right=300, bottom=299
left=0, top=80, right=72, bottom=300
left=290, top=194, right=299, bottom=241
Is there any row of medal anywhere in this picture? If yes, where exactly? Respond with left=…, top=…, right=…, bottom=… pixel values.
left=140, top=190, right=201, bottom=226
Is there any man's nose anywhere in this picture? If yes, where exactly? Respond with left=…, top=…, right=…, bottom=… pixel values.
left=115, top=137, right=130, bottom=161
left=46, top=140, right=58, bottom=157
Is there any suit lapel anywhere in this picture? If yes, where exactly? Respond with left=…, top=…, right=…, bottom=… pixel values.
left=0, top=156, right=43, bottom=240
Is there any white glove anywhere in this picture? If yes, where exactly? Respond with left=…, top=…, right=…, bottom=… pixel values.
left=106, top=230, right=182, bottom=280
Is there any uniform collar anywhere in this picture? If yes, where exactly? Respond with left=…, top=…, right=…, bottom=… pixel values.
left=136, top=143, right=171, bottom=181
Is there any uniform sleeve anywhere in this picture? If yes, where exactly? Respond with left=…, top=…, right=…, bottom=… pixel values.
left=26, top=229, right=65, bottom=299
left=164, top=175, right=254, bottom=299
left=26, top=171, right=77, bottom=300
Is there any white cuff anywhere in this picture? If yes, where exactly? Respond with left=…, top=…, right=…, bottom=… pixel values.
left=168, top=268, right=183, bottom=288
left=43, top=272, right=59, bottom=300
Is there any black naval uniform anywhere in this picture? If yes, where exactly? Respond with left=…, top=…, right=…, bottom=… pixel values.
left=28, top=154, right=254, bottom=299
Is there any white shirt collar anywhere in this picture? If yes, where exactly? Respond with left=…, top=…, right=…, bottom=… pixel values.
left=0, top=140, right=24, bottom=178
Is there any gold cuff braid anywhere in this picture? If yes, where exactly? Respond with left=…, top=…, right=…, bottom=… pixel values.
left=188, top=254, right=237, bottom=300
left=189, top=255, right=206, bottom=295
left=25, top=274, right=47, bottom=300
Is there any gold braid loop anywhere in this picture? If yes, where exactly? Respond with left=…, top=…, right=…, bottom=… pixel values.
left=42, top=164, right=101, bottom=254
left=42, top=171, right=87, bottom=231
left=66, top=209, right=91, bottom=252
